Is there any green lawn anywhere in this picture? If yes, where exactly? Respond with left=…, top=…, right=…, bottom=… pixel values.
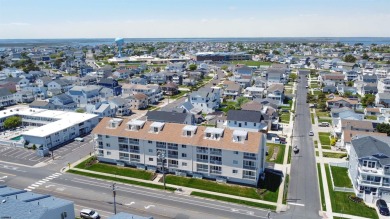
left=323, top=152, right=347, bottom=159
left=191, top=192, right=276, bottom=210
left=266, top=143, right=286, bottom=164
left=330, top=166, right=353, bottom=188
left=311, top=113, right=315, bottom=124
left=166, top=172, right=280, bottom=202
left=67, top=169, right=175, bottom=191
left=316, top=109, right=330, bottom=117
left=287, top=146, right=291, bottom=164
left=165, top=90, right=189, bottom=100
left=218, top=101, right=236, bottom=113
left=365, top=115, right=377, bottom=120
left=280, top=112, right=290, bottom=123
left=314, top=140, right=318, bottom=148
left=318, top=118, right=332, bottom=124
left=317, top=164, right=327, bottom=211
left=324, top=164, right=378, bottom=218
left=316, top=151, right=319, bottom=156
left=313, top=90, right=322, bottom=96
left=230, top=60, right=272, bottom=66
left=282, top=174, right=290, bottom=205
left=310, top=83, right=319, bottom=89
left=75, top=158, right=153, bottom=180
left=318, top=132, right=331, bottom=146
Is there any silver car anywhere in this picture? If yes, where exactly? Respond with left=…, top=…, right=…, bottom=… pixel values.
left=80, top=209, right=100, bottom=219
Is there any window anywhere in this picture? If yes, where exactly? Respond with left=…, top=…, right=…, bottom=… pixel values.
left=182, top=162, right=187, bottom=166
left=149, top=157, right=153, bottom=161
left=105, top=135, right=109, bottom=138
left=182, top=144, right=187, bottom=148
left=182, top=153, right=187, bottom=158
left=234, top=121, right=237, bottom=125
left=148, top=140, right=152, bottom=144
left=254, top=123, right=256, bottom=126
left=245, top=122, right=247, bottom=125
left=148, top=149, right=153, bottom=153
left=106, top=143, right=110, bottom=147
left=106, top=151, right=111, bottom=155
left=363, top=160, right=376, bottom=168
left=232, top=169, right=238, bottom=174
left=233, top=160, right=238, bottom=164
left=233, top=151, right=239, bottom=155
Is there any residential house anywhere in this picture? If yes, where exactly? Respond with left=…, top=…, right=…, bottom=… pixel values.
left=223, top=83, right=241, bottom=100
left=49, top=93, right=77, bottom=110
left=47, top=79, right=73, bottom=92
left=266, top=70, right=285, bottom=85
left=79, top=75, right=98, bottom=86
left=378, top=78, right=390, bottom=93
left=319, top=73, right=345, bottom=85
left=165, top=72, right=183, bottom=85
left=0, top=80, right=17, bottom=92
left=122, top=84, right=163, bottom=104
left=337, top=85, right=357, bottom=96
left=364, top=108, right=381, bottom=117
left=376, top=93, right=390, bottom=107
left=97, top=66, right=113, bottom=80
left=86, top=102, right=116, bottom=120
left=36, top=77, right=52, bottom=87
left=241, top=101, right=262, bottom=112
left=322, top=85, right=338, bottom=93
left=145, top=111, right=196, bottom=125
left=109, top=97, right=131, bottom=116
left=112, top=69, right=131, bottom=80
left=331, top=107, right=364, bottom=126
left=161, top=82, right=179, bottom=96
left=128, top=93, right=148, bottom=109
left=348, top=136, right=390, bottom=203
left=226, top=110, right=268, bottom=132
left=326, top=97, right=360, bottom=110
left=341, top=130, right=386, bottom=152
left=266, top=83, right=284, bottom=105
left=189, top=87, right=221, bottom=114
left=235, top=66, right=254, bottom=76
left=149, top=72, right=167, bottom=84
left=68, top=85, right=101, bottom=107
left=79, top=65, right=94, bottom=77
left=29, top=100, right=56, bottom=110
left=344, top=71, right=359, bottom=81
left=183, top=78, right=197, bottom=86
left=0, top=88, right=16, bottom=107
left=244, top=87, right=265, bottom=99
left=335, top=119, right=376, bottom=137
left=13, top=90, right=35, bottom=103
left=98, top=78, right=122, bottom=96
left=130, top=77, right=148, bottom=85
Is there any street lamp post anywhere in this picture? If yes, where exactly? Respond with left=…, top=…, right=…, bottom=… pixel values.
left=111, top=183, right=117, bottom=214
left=157, top=151, right=166, bottom=190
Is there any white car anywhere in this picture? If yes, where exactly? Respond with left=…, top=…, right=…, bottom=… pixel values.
left=309, top=131, right=314, bottom=136
left=80, top=209, right=100, bottom=219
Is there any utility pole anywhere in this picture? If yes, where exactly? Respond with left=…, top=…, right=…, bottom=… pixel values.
left=157, top=151, right=166, bottom=190
left=111, top=183, right=117, bottom=214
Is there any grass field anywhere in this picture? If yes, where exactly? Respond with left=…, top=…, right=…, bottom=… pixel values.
left=311, top=113, right=315, bottom=124
left=318, top=132, right=331, bottom=146
left=317, top=164, right=327, bottom=211
left=191, top=192, right=277, bottom=210
left=316, top=109, right=330, bottom=117
left=318, top=118, right=332, bottom=124
left=166, top=172, right=280, bottom=202
left=280, top=112, right=291, bottom=123
left=323, top=152, right=347, bottom=159
left=365, top=115, right=377, bottom=120
left=314, top=140, right=318, bottom=148
left=231, top=60, right=272, bottom=66
left=330, top=166, right=353, bottom=188
left=68, top=169, right=175, bottom=191
left=324, top=164, right=378, bottom=218
left=75, top=158, right=153, bottom=180
left=266, top=143, right=286, bottom=164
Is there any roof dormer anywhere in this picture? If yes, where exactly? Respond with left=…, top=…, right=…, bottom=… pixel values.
left=204, top=127, right=224, bottom=140
left=126, top=120, right=145, bottom=131
left=233, top=130, right=248, bottom=143
left=108, top=118, right=123, bottom=129
left=150, top=122, right=165, bottom=133
left=182, top=125, right=197, bottom=137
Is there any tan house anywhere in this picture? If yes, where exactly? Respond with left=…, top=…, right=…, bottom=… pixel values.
left=326, top=97, right=360, bottom=109
left=128, top=93, right=148, bottom=110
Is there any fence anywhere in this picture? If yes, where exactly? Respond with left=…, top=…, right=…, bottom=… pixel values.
left=328, top=162, right=355, bottom=193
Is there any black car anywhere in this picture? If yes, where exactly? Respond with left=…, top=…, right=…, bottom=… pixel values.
left=376, top=199, right=390, bottom=216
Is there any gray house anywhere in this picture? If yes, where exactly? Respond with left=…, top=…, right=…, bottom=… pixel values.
left=145, top=111, right=196, bottom=125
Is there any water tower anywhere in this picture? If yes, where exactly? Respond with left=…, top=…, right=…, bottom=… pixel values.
left=115, top=37, right=124, bottom=58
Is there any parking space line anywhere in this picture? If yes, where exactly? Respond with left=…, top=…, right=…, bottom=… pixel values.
left=14, top=151, right=31, bottom=158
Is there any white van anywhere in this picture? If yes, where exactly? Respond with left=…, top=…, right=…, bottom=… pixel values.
left=74, top=137, right=84, bottom=142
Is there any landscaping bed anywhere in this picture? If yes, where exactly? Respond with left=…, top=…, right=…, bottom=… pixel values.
left=266, top=143, right=286, bottom=164
left=330, top=166, right=352, bottom=188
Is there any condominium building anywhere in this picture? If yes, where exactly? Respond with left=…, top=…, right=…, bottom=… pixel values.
left=92, top=117, right=267, bottom=185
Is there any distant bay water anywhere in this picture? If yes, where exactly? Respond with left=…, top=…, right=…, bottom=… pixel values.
left=0, top=37, right=390, bottom=48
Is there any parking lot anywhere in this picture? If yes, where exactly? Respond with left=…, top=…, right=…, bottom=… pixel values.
left=0, top=134, right=94, bottom=166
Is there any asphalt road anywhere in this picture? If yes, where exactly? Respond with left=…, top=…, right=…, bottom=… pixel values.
left=0, top=164, right=273, bottom=219
left=281, top=73, right=321, bottom=218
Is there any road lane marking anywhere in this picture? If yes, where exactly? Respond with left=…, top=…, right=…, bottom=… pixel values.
left=287, top=202, right=305, bottom=206
left=144, top=205, right=155, bottom=209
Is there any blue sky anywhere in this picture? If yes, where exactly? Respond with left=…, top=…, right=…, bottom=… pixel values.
left=0, top=0, right=389, bottom=38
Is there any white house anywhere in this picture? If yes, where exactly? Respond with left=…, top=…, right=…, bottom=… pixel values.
left=189, top=87, right=221, bottom=114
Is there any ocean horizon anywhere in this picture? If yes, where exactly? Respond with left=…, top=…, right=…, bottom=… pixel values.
left=0, top=37, right=390, bottom=48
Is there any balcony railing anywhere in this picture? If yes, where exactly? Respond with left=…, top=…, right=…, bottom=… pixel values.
left=118, top=139, right=128, bottom=144
left=243, top=175, right=256, bottom=180
left=197, top=149, right=208, bottom=154
left=210, top=151, right=222, bottom=156
left=210, top=170, right=222, bottom=174
left=119, top=148, right=128, bottom=152
left=358, top=178, right=381, bottom=185
left=244, top=155, right=257, bottom=160
left=196, top=159, right=208, bottom=163
left=130, top=158, right=140, bottom=163
left=383, top=183, right=390, bottom=187
left=129, top=140, right=139, bottom=145
left=130, top=149, right=140, bottom=153
left=98, top=145, right=103, bottom=149
left=119, top=156, right=129, bottom=160
left=243, top=165, right=256, bottom=170
left=168, top=154, right=178, bottom=159
left=169, top=164, right=178, bottom=168
left=168, top=146, right=178, bottom=150
left=197, top=168, right=208, bottom=173
left=98, top=153, right=104, bottom=157
left=156, top=144, right=166, bottom=149
left=210, top=160, right=222, bottom=165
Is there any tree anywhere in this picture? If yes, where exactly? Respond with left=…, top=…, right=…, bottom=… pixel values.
left=272, top=50, right=280, bottom=55
left=234, top=97, right=250, bottom=109
left=289, top=73, right=297, bottom=82
left=361, top=94, right=375, bottom=107
left=362, top=53, right=369, bottom=60
left=318, top=102, right=327, bottom=111
left=347, top=81, right=354, bottom=87
left=344, top=54, right=357, bottom=63
left=377, top=123, right=390, bottom=136
left=189, top=64, right=197, bottom=71
left=343, top=91, right=353, bottom=98
left=3, top=116, right=22, bottom=129
left=221, top=65, right=228, bottom=71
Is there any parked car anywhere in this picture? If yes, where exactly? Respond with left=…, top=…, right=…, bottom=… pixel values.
left=376, top=199, right=390, bottom=216
left=319, top=122, right=330, bottom=127
left=305, top=85, right=309, bottom=88
left=74, top=137, right=84, bottom=142
left=80, top=209, right=100, bottom=219
left=309, top=131, right=314, bottom=136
